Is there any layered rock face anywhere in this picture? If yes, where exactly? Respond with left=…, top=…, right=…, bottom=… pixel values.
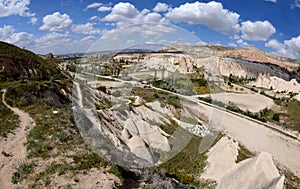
left=113, top=45, right=299, bottom=81
left=174, top=44, right=300, bottom=80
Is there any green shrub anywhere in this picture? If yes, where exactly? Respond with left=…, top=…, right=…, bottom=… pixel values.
left=11, top=162, right=33, bottom=184
left=272, top=113, right=280, bottom=122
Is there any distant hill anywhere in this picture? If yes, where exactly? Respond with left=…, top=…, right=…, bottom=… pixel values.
left=0, top=41, right=63, bottom=81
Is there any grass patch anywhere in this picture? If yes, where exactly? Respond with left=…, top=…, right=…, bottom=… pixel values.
left=0, top=91, right=19, bottom=137
left=35, top=162, right=75, bottom=185
left=24, top=105, right=76, bottom=159
left=285, top=100, right=300, bottom=132
left=72, top=151, right=108, bottom=170
left=12, top=162, right=33, bottom=184
left=281, top=169, right=300, bottom=189
left=159, top=135, right=206, bottom=186
left=236, top=144, right=255, bottom=163
left=159, top=119, right=179, bottom=135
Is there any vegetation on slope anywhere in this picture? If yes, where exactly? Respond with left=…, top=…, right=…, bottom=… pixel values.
left=0, top=41, right=64, bottom=81
left=0, top=91, right=19, bottom=137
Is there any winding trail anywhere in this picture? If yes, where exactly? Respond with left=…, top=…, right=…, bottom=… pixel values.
left=0, top=89, right=35, bottom=188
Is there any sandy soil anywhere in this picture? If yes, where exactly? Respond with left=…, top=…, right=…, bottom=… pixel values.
left=199, top=92, right=275, bottom=112
left=0, top=89, right=36, bottom=188
left=49, top=168, right=121, bottom=189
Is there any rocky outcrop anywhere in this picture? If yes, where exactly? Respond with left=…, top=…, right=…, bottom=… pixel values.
left=212, top=46, right=299, bottom=72
left=203, top=137, right=284, bottom=189
left=250, top=73, right=300, bottom=93
left=218, top=152, right=284, bottom=189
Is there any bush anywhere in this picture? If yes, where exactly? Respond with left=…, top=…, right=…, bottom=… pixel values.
left=66, top=64, right=76, bottom=72
left=272, top=113, right=280, bottom=122
left=11, top=162, right=33, bottom=184
left=97, top=86, right=107, bottom=93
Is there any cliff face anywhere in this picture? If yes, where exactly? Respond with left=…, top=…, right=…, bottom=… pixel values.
left=211, top=46, right=299, bottom=75
left=160, top=45, right=300, bottom=81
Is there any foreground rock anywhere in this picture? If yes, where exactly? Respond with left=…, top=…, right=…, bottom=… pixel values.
left=203, top=137, right=284, bottom=189
left=218, top=152, right=284, bottom=189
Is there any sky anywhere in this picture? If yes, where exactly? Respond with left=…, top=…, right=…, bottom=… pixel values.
left=0, top=0, right=300, bottom=59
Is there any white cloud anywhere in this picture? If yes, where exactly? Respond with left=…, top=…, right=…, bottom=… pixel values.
left=284, top=35, right=300, bottom=57
left=291, top=0, right=300, bottom=9
left=241, top=20, right=276, bottom=41
left=37, top=32, right=70, bottom=44
left=98, top=6, right=111, bottom=12
left=265, top=39, right=284, bottom=50
left=236, top=38, right=249, bottom=46
left=80, top=36, right=95, bottom=43
left=104, top=2, right=139, bottom=22
left=0, top=25, right=15, bottom=36
left=153, top=2, right=169, bottom=12
left=165, top=1, right=240, bottom=34
left=103, top=2, right=166, bottom=27
left=39, top=12, right=73, bottom=31
left=0, top=25, right=34, bottom=48
left=0, top=0, right=34, bottom=17
left=265, top=36, right=300, bottom=58
left=228, top=42, right=237, bottom=47
left=30, top=17, right=37, bottom=25
left=89, top=16, right=99, bottom=21
left=265, top=0, right=277, bottom=3
left=72, top=23, right=101, bottom=35
left=141, top=12, right=162, bottom=23
left=10, top=32, right=35, bottom=47
left=85, top=2, right=102, bottom=10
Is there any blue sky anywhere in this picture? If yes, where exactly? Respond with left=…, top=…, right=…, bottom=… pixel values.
left=0, top=0, right=300, bottom=58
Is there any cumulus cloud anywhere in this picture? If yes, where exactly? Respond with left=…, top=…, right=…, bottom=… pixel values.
left=103, top=2, right=165, bottom=27
left=85, top=2, right=102, bottom=10
left=104, top=2, right=139, bottom=22
left=98, top=6, right=111, bottom=12
left=284, top=36, right=300, bottom=57
left=291, top=0, right=300, bottom=9
left=165, top=1, right=240, bottom=34
left=265, top=39, right=284, bottom=50
left=265, top=36, right=300, bottom=58
left=153, top=2, right=169, bottom=12
left=0, top=0, right=34, bottom=17
left=39, top=12, right=73, bottom=31
left=0, top=25, right=15, bottom=36
left=72, top=23, right=101, bottom=35
left=241, top=21, right=276, bottom=41
left=0, top=25, right=34, bottom=48
left=30, top=17, right=37, bottom=25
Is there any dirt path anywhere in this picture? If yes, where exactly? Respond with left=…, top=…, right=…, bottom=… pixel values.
left=0, top=89, right=35, bottom=188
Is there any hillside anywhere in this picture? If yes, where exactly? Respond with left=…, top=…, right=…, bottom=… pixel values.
left=1, top=41, right=300, bottom=188
left=0, top=41, right=63, bottom=81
